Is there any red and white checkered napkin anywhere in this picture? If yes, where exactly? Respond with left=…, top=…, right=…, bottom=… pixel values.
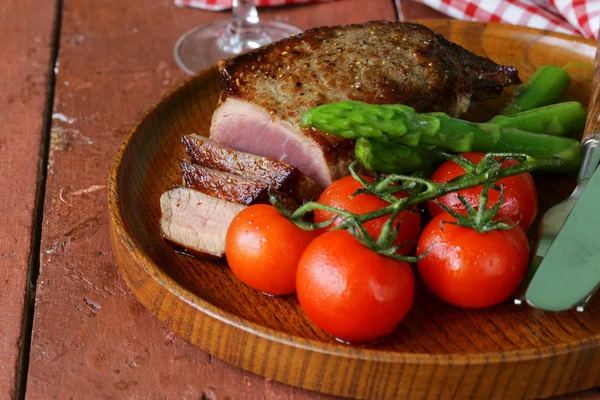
left=410, top=0, right=600, bottom=39
left=175, top=0, right=332, bottom=12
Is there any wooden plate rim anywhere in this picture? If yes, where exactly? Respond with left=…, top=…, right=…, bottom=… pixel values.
left=108, top=20, right=600, bottom=366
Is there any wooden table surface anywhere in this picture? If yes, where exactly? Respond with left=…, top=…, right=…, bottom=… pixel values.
left=1, top=0, right=598, bottom=398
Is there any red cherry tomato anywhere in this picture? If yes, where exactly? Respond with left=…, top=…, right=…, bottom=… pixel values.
left=225, top=204, right=316, bottom=295
left=427, top=152, right=538, bottom=230
left=416, top=213, right=529, bottom=309
left=297, top=230, right=415, bottom=343
left=314, top=176, right=421, bottom=255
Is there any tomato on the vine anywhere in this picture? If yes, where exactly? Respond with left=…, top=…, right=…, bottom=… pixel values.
left=416, top=213, right=529, bottom=309
left=297, top=230, right=415, bottom=343
left=314, top=176, right=421, bottom=255
left=427, top=152, right=538, bottom=230
left=225, top=204, right=316, bottom=295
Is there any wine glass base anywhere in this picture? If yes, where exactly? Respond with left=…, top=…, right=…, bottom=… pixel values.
left=174, top=20, right=302, bottom=75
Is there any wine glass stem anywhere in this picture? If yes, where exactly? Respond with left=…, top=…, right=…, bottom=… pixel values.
left=229, top=0, right=261, bottom=36
left=219, top=0, right=268, bottom=53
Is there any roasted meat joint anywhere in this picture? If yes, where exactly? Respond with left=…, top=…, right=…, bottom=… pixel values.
left=160, top=20, right=520, bottom=258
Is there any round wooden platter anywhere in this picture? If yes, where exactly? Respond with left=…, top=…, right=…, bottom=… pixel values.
left=108, top=20, right=600, bottom=399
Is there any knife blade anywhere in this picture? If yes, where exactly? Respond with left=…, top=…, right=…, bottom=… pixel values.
left=520, top=36, right=600, bottom=312
left=524, top=147, right=600, bottom=311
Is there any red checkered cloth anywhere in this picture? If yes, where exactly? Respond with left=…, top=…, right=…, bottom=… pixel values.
left=175, top=0, right=333, bottom=12
left=408, top=0, right=600, bottom=39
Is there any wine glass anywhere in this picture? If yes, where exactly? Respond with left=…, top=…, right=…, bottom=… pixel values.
left=174, top=0, right=302, bottom=75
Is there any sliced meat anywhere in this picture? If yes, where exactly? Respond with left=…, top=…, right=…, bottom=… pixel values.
left=182, top=134, right=322, bottom=202
left=182, top=162, right=269, bottom=205
left=209, top=100, right=356, bottom=189
left=181, top=162, right=302, bottom=212
left=160, top=187, right=246, bottom=259
left=210, top=21, right=519, bottom=187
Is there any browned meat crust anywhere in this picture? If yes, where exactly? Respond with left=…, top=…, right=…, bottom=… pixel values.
left=182, top=162, right=270, bottom=205
left=182, top=135, right=321, bottom=202
left=218, top=20, right=519, bottom=150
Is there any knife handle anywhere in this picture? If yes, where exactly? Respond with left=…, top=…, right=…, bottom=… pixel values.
left=582, top=36, right=600, bottom=143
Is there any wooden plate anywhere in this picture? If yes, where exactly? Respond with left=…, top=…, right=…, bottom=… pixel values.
left=108, top=21, right=600, bottom=399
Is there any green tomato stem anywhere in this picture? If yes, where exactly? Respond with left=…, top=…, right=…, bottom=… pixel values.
left=282, top=154, right=558, bottom=261
left=289, top=153, right=560, bottom=229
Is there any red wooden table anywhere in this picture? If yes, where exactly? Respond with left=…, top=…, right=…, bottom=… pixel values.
left=1, top=0, right=598, bottom=398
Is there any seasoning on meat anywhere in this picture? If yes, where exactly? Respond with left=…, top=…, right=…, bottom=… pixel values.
left=182, top=135, right=322, bottom=203
left=210, top=21, right=519, bottom=187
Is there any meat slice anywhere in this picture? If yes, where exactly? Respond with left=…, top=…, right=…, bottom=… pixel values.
left=210, top=21, right=519, bottom=187
left=182, top=135, right=321, bottom=202
left=182, top=162, right=270, bottom=205
left=181, top=162, right=302, bottom=211
left=160, top=187, right=246, bottom=259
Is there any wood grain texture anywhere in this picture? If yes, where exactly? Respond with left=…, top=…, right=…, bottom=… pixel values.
left=0, top=1, right=58, bottom=397
left=584, top=36, right=600, bottom=143
left=24, top=0, right=394, bottom=398
left=109, top=21, right=600, bottom=400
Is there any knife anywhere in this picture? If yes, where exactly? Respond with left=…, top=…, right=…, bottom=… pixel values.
left=516, top=38, right=600, bottom=312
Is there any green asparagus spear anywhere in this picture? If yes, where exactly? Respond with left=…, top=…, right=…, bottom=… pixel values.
left=301, top=101, right=582, bottom=173
left=501, top=65, right=571, bottom=115
left=488, top=101, right=585, bottom=136
left=355, top=137, right=443, bottom=172
left=436, top=117, right=582, bottom=172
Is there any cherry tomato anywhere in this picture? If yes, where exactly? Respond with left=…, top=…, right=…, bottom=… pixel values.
left=225, top=204, right=316, bottom=295
left=416, top=213, right=529, bottom=309
left=297, top=230, right=415, bottom=343
left=427, top=152, right=537, bottom=230
left=314, top=176, right=421, bottom=255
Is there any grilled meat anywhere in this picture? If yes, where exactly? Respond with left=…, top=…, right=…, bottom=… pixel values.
left=182, top=135, right=322, bottom=202
left=181, top=161, right=300, bottom=211
left=210, top=21, right=519, bottom=187
left=160, top=187, right=246, bottom=259
left=182, top=162, right=270, bottom=205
